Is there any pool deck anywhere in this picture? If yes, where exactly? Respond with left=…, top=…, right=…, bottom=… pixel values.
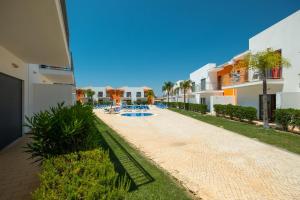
left=95, top=106, right=300, bottom=200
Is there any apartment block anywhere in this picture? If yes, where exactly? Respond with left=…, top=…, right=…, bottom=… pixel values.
left=220, top=10, right=300, bottom=119
left=79, top=86, right=152, bottom=105
left=169, top=10, right=300, bottom=118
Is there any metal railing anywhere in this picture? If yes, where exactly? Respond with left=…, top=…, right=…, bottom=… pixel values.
left=39, top=65, right=72, bottom=71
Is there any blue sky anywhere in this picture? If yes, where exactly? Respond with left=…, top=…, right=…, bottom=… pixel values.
left=67, top=0, right=300, bottom=95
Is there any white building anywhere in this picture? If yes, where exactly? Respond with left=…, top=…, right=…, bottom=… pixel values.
left=221, top=10, right=300, bottom=119
left=176, top=10, right=300, bottom=117
left=249, top=10, right=300, bottom=110
left=80, top=86, right=152, bottom=104
left=168, top=80, right=183, bottom=102
left=0, top=0, right=74, bottom=149
left=189, top=63, right=223, bottom=109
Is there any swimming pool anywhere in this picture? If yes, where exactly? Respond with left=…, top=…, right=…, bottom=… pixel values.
left=121, top=112, right=153, bottom=117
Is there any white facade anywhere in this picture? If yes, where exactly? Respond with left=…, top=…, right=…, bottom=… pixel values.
left=189, top=63, right=223, bottom=110
left=0, top=0, right=74, bottom=145
left=164, top=10, right=300, bottom=115
left=0, top=47, right=75, bottom=129
left=120, top=86, right=149, bottom=102
left=80, top=86, right=150, bottom=103
left=81, top=86, right=110, bottom=101
left=248, top=10, right=300, bottom=109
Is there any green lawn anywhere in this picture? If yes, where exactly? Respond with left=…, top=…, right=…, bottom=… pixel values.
left=95, top=118, right=193, bottom=200
left=169, top=108, right=300, bottom=155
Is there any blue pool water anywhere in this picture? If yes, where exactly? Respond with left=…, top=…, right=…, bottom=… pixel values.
left=121, top=112, right=153, bottom=117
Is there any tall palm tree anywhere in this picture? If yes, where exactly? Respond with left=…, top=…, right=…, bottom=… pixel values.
left=245, top=48, right=290, bottom=128
left=162, top=81, right=174, bottom=103
left=147, top=90, right=155, bottom=104
left=85, top=89, right=95, bottom=103
left=180, top=80, right=192, bottom=104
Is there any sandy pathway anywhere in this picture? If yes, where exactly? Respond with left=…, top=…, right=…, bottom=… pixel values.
left=95, top=107, right=300, bottom=200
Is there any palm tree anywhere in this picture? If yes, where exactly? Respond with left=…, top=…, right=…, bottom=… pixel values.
left=162, top=81, right=174, bottom=103
left=147, top=90, right=155, bottom=104
left=85, top=89, right=95, bottom=103
left=245, top=48, right=290, bottom=128
left=180, top=80, right=192, bottom=104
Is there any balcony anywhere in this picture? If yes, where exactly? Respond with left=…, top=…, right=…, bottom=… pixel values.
left=0, top=0, right=70, bottom=67
left=222, top=68, right=284, bottom=89
left=192, top=82, right=221, bottom=93
left=266, top=67, right=282, bottom=79
left=39, top=65, right=74, bottom=85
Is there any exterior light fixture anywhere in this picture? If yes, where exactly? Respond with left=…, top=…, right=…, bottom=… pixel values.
left=11, top=63, right=19, bottom=68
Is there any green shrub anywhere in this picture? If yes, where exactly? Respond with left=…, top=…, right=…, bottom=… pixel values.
left=169, top=102, right=207, bottom=114
left=214, top=104, right=257, bottom=122
left=166, top=102, right=174, bottom=108
left=184, top=103, right=189, bottom=110
left=32, top=149, right=130, bottom=200
left=25, top=103, right=98, bottom=160
left=242, top=106, right=257, bottom=122
left=177, top=102, right=184, bottom=109
left=225, top=104, right=235, bottom=119
left=214, top=104, right=226, bottom=117
left=198, top=104, right=207, bottom=114
left=275, top=109, right=296, bottom=131
left=293, top=110, right=300, bottom=131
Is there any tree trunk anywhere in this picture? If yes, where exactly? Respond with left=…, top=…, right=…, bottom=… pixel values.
left=183, top=90, right=186, bottom=109
left=167, top=91, right=169, bottom=104
left=262, top=72, right=269, bottom=128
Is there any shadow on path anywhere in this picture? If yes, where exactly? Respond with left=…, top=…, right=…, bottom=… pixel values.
left=96, top=124, right=154, bottom=191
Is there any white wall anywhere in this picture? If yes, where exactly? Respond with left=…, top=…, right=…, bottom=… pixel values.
left=80, top=87, right=108, bottom=100
left=190, top=63, right=217, bottom=91
left=1, top=46, right=75, bottom=135
left=81, top=86, right=149, bottom=102
left=32, top=84, right=73, bottom=114
left=249, top=10, right=300, bottom=93
left=121, top=87, right=146, bottom=101
left=236, top=84, right=283, bottom=117
left=210, top=96, right=235, bottom=113
left=276, top=92, right=300, bottom=109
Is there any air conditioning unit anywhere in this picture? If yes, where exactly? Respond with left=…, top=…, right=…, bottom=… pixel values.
left=231, top=73, right=240, bottom=82
left=252, top=71, right=260, bottom=80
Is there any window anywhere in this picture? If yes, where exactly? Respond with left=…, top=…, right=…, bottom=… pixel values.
left=98, top=91, right=103, bottom=97
left=201, top=79, right=206, bottom=91
left=192, top=82, right=196, bottom=92
left=136, top=92, right=141, bottom=97
left=120, top=92, right=124, bottom=97
left=126, top=92, right=131, bottom=98
left=144, top=92, right=148, bottom=97
left=200, top=98, right=206, bottom=105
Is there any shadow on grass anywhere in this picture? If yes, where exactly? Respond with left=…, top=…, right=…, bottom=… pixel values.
left=96, top=126, right=154, bottom=191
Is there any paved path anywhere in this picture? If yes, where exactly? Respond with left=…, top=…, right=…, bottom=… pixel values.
left=0, top=136, right=40, bottom=200
left=95, top=107, right=300, bottom=200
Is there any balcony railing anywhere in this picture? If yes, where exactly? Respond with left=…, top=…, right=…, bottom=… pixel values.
left=192, top=82, right=219, bottom=92
left=266, top=67, right=282, bottom=79
left=40, top=65, right=72, bottom=71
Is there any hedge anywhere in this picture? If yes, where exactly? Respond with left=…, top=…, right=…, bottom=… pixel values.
left=214, top=104, right=257, bottom=122
left=166, top=102, right=207, bottom=114
left=275, top=109, right=300, bottom=131
left=32, top=149, right=130, bottom=200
